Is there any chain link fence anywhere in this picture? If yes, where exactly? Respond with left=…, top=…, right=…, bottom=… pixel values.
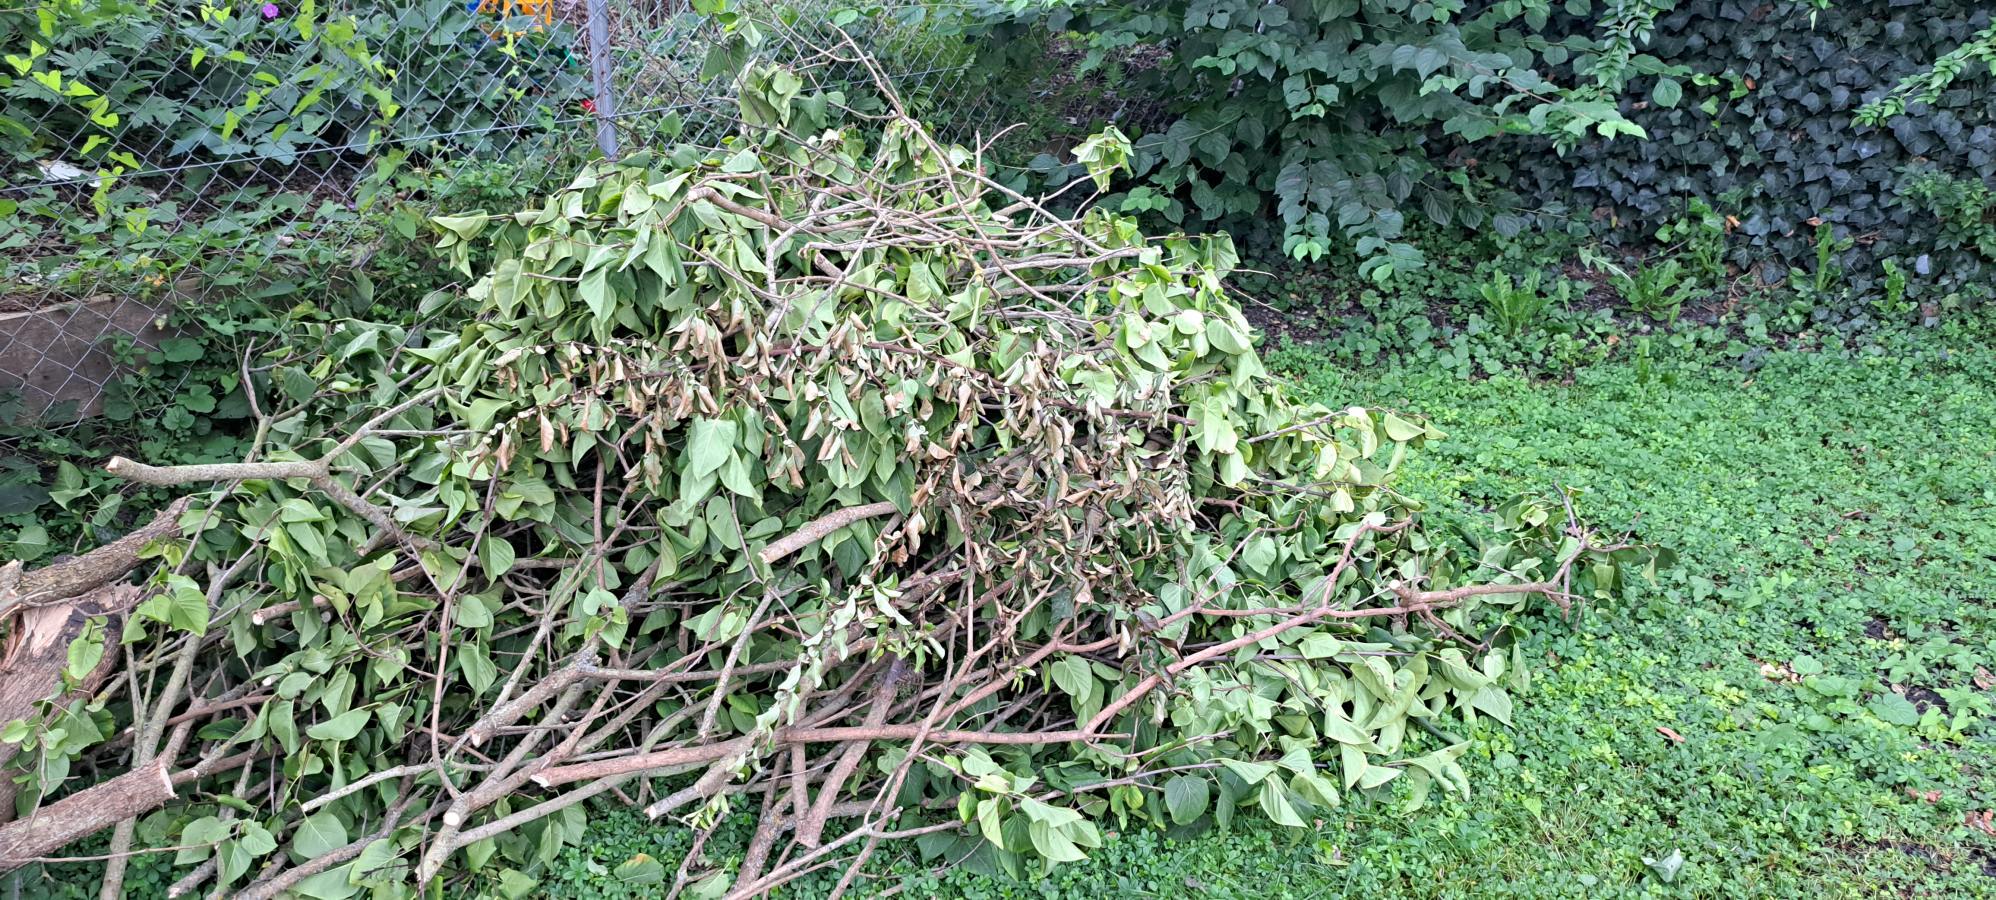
left=1, top=0, right=984, bottom=417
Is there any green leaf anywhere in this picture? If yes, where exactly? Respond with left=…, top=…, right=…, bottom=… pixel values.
left=1256, top=779, right=1306, bottom=827
left=1298, top=632, right=1343, bottom=659
left=1321, top=712, right=1376, bottom=747
left=278, top=367, right=318, bottom=403
left=292, top=812, right=350, bottom=859
left=1340, top=743, right=1369, bottom=789
left=461, top=643, right=498, bottom=694
left=454, top=593, right=496, bottom=629
left=48, top=461, right=87, bottom=509
left=1868, top=692, right=1921, bottom=726
left=306, top=708, right=370, bottom=742
left=170, top=585, right=210, bottom=636
left=579, top=265, right=613, bottom=323
left=1357, top=765, right=1401, bottom=790
left=1381, top=413, right=1425, bottom=442
left=65, top=618, right=105, bottom=681
left=685, top=418, right=738, bottom=479
left=1162, top=774, right=1210, bottom=825
left=975, top=797, right=1005, bottom=847
left=614, top=852, right=667, bottom=884
left=218, top=837, right=254, bottom=883
left=238, top=821, right=278, bottom=855
left=1219, top=758, right=1275, bottom=786
left=1205, top=319, right=1249, bottom=355
left=285, top=522, right=329, bottom=566
left=1469, top=684, right=1514, bottom=726
left=1241, top=536, right=1278, bottom=575
left=12, top=525, right=49, bottom=557
left=177, top=816, right=226, bottom=864
left=349, top=839, right=397, bottom=884
left=432, top=214, right=488, bottom=240
left=1652, top=77, right=1684, bottom=108
left=479, top=536, right=516, bottom=579
left=1049, top=656, right=1092, bottom=700
left=159, top=337, right=205, bottom=363
left=705, top=496, right=742, bottom=550
left=1027, top=820, right=1088, bottom=862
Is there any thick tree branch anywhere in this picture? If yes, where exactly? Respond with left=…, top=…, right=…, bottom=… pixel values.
left=2, top=498, right=189, bottom=613
left=0, top=759, right=173, bottom=872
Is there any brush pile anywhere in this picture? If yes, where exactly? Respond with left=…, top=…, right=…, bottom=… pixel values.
left=0, top=52, right=1655, bottom=899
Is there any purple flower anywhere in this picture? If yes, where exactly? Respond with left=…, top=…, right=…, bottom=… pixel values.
left=261, top=3, right=280, bottom=19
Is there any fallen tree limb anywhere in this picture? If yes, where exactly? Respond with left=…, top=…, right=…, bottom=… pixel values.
left=798, top=657, right=904, bottom=847
left=0, top=758, right=173, bottom=872
left=1, top=498, right=189, bottom=613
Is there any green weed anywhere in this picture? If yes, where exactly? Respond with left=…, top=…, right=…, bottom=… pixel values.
left=1478, top=270, right=1564, bottom=337
left=1613, top=258, right=1699, bottom=322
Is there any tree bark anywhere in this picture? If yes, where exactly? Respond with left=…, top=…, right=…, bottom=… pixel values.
left=0, top=583, right=139, bottom=727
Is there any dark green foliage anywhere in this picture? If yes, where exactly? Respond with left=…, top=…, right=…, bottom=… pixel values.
left=957, top=0, right=1659, bottom=279
left=0, top=0, right=587, bottom=306
left=1499, top=0, right=1996, bottom=320
left=1231, top=227, right=1659, bottom=379
left=1901, top=166, right=1996, bottom=264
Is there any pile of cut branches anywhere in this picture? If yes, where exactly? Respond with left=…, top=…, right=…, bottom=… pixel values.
left=0, top=40, right=1659, bottom=900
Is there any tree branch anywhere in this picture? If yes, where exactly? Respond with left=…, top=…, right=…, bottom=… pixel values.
left=0, top=759, right=174, bottom=872
left=758, top=502, right=899, bottom=565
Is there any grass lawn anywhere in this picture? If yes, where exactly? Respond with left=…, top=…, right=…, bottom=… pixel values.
left=546, top=336, right=1996, bottom=899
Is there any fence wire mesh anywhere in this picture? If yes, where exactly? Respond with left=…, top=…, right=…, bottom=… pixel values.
left=1, top=0, right=983, bottom=417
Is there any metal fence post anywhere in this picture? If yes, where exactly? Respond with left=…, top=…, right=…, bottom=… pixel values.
left=586, top=0, right=620, bottom=160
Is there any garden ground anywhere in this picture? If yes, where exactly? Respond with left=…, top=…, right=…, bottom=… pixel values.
left=543, top=330, right=1996, bottom=899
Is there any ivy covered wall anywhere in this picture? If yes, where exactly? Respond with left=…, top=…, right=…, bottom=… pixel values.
left=1503, top=0, right=1994, bottom=313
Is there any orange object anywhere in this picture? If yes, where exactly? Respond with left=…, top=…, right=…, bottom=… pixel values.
left=478, top=0, right=553, bottom=31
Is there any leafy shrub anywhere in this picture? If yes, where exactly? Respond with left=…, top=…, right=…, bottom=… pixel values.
left=957, top=0, right=1660, bottom=278
left=1652, top=195, right=1730, bottom=289
left=3, top=0, right=385, bottom=169
left=0, top=68, right=1656, bottom=896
